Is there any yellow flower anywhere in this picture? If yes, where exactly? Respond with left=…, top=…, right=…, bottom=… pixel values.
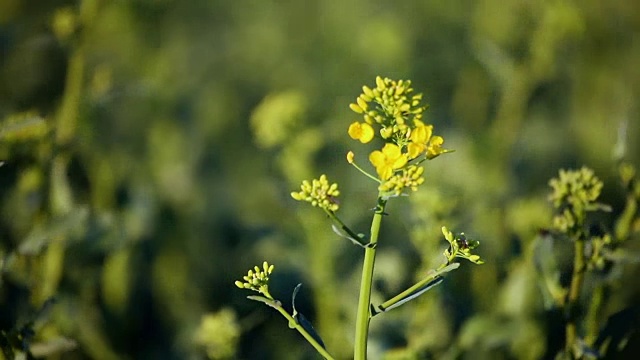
left=195, top=309, right=240, bottom=360
left=410, top=120, right=432, bottom=143
left=348, top=122, right=375, bottom=143
left=407, top=120, right=433, bottom=159
left=407, top=143, right=423, bottom=159
left=369, top=143, right=408, bottom=180
left=426, top=136, right=445, bottom=159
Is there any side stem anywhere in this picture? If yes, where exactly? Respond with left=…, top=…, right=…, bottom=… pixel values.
left=354, top=197, right=387, bottom=360
left=274, top=306, right=335, bottom=360
left=375, top=261, right=459, bottom=313
left=565, top=237, right=586, bottom=356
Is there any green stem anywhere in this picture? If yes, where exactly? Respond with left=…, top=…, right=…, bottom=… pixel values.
left=56, top=0, right=100, bottom=145
left=249, top=295, right=335, bottom=360
left=584, top=284, right=604, bottom=347
left=274, top=306, right=335, bottom=360
left=565, top=237, right=586, bottom=356
left=350, top=162, right=381, bottom=184
left=614, top=195, right=637, bottom=242
left=375, top=261, right=458, bottom=313
left=354, top=196, right=387, bottom=360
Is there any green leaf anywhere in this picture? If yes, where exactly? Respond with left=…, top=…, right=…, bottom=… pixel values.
left=291, top=284, right=326, bottom=349
left=331, top=224, right=370, bottom=248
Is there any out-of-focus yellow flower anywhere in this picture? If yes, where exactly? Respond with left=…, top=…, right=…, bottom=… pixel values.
left=52, top=7, right=77, bottom=41
left=369, top=144, right=408, bottom=180
left=250, top=90, right=308, bottom=149
left=348, top=122, right=375, bottom=144
left=194, top=309, right=240, bottom=360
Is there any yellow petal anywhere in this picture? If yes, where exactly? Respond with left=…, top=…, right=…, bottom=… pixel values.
left=410, top=123, right=432, bottom=144
left=359, top=123, right=374, bottom=143
left=379, top=165, right=393, bottom=180
left=407, top=143, right=425, bottom=159
left=381, top=143, right=402, bottom=159
left=429, top=136, right=443, bottom=146
left=348, top=122, right=362, bottom=139
left=348, top=122, right=375, bottom=143
left=413, top=119, right=425, bottom=127
left=369, top=150, right=385, bottom=168
left=392, top=154, right=408, bottom=169
left=426, top=136, right=445, bottom=159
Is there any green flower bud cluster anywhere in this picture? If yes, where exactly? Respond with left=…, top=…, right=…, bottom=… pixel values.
left=349, top=76, right=426, bottom=142
left=548, top=167, right=605, bottom=234
left=235, top=261, right=275, bottom=296
left=442, top=226, right=484, bottom=264
left=290, top=174, right=340, bottom=212
left=586, top=233, right=612, bottom=271
left=378, top=165, right=425, bottom=196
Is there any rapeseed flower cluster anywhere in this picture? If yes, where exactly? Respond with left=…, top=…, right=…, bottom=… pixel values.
left=347, top=76, right=449, bottom=195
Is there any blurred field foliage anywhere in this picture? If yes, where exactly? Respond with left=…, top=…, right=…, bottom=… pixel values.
left=1, top=0, right=639, bottom=359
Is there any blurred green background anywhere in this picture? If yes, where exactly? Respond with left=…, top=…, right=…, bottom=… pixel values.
left=1, top=0, right=639, bottom=359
